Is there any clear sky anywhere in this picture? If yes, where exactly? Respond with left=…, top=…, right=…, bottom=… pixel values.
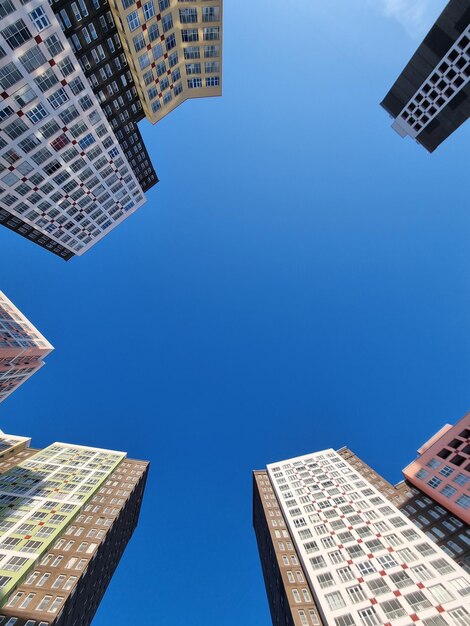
left=0, top=1, right=469, bottom=624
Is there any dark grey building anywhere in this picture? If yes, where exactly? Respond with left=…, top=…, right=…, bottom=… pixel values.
left=51, top=0, right=158, bottom=192
left=381, top=0, right=470, bottom=152
left=395, top=480, right=470, bottom=573
left=338, top=447, right=470, bottom=574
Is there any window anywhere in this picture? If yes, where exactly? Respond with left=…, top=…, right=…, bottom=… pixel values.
left=127, top=11, right=140, bottom=31
left=203, top=26, right=219, bottom=40
left=78, top=133, right=96, bottom=150
left=0, top=62, right=22, bottom=89
left=185, top=46, right=200, bottom=59
left=325, top=591, right=346, bottom=611
left=188, top=78, right=202, bottom=89
left=396, top=547, right=417, bottom=562
left=1, top=20, right=31, bottom=49
left=423, top=618, right=449, bottom=626
left=29, top=7, right=50, bottom=32
left=440, top=465, right=454, bottom=477
left=162, top=13, right=173, bottom=31
left=58, top=57, right=75, bottom=78
left=26, top=104, right=48, bottom=124
left=453, top=473, right=470, bottom=486
left=133, top=33, right=145, bottom=52
left=2, top=118, right=26, bottom=142
left=36, top=595, right=52, bottom=611
left=356, top=561, right=375, bottom=576
left=203, top=7, right=220, bottom=22
left=139, top=53, right=150, bottom=70
left=358, top=607, right=380, bottom=626
left=390, top=570, right=413, bottom=588
left=186, top=62, right=201, bottom=75
left=428, top=583, right=454, bottom=603
left=180, top=8, right=198, bottom=23
left=381, top=599, right=406, bottom=619
left=35, top=68, right=59, bottom=93
left=205, top=44, right=220, bottom=57
left=449, top=577, right=470, bottom=597
left=441, top=485, right=458, bottom=498
left=367, top=577, right=390, bottom=596
left=148, top=23, right=159, bottom=41
left=411, top=563, right=434, bottom=581
left=335, top=616, right=356, bottom=626
left=301, top=589, right=311, bottom=602
left=44, top=33, right=64, bottom=56
left=377, top=554, right=397, bottom=569
left=48, top=88, right=69, bottom=109
left=292, top=589, right=301, bottom=603
left=456, top=495, right=470, bottom=509
left=205, top=61, right=220, bottom=73
left=143, top=1, right=155, bottom=20
left=48, top=597, right=63, bottom=612
left=337, top=566, right=354, bottom=583
left=346, top=585, right=366, bottom=603
left=428, top=476, right=442, bottom=489
left=404, top=591, right=432, bottom=611
left=166, top=33, right=176, bottom=50
left=448, top=607, right=470, bottom=626
left=182, top=28, right=198, bottom=42
left=317, top=572, right=335, bottom=588
left=309, top=556, right=326, bottom=570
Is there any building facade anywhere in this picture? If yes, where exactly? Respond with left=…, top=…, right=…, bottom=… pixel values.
left=50, top=0, right=158, bottom=192
left=109, top=0, right=222, bottom=124
left=402, top=413, right=470, bottom=524
left=0, top=291, right=53, bottom=404
left=337, top=447, right=470, bottom=575
left=253, top=470, right=324, bottom=626
left=0, top=432, right=148, bottom=626
left=395, top=480, right=470, bottom=574
left=255, top=449, right=470, bottom=626
left=0, top=0, right=146, bottom=259
left=381, top=0, right=470, bottom=152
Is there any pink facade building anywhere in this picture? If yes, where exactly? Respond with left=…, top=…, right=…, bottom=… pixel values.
left=0, top=291, right=53, bottom=403
left=403, top=412, right=470, bottom=524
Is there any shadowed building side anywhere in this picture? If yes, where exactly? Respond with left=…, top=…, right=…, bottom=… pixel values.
left=381, top=0, right=470, bottom=152
left=0, top=433, right=149, bottom=626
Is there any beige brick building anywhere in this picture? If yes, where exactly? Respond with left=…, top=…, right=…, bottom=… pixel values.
left=109, top=0, right=222, bottom=123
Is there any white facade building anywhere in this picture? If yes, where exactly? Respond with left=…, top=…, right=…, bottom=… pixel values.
left=0, top=0, right=146, bottom=259
left=267, top=449, right=470, bottom=626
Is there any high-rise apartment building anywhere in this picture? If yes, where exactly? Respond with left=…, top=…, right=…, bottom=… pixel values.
left=109, top=0, right=223, bottom=124
left=381, top=0, right=470, bottom=152
left=0, top=432, right=148, bottom=626
left=0, top=0, right=146, bottom=259
left=254, top=449, right=470, bottom=626
left=402, top=413, right=470, bottom=524
left=0, top=291, right=53, bottom=404
left=50, top=0, right=158, bottom=192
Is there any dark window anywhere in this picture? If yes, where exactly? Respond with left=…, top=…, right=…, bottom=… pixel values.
left=437, top=449, right=451, bottom=459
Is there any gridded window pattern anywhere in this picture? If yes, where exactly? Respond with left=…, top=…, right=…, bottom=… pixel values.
left=404, top=414, right=470, bottom=522
left=266, top=450, right=470, bottom=625
left=0, top=442, right=125, bottom=605
left=108, top=0, right=222, bottom=123
left=0, top=292, right=53, bottom=403
left=0, top=1, right=146, bottom=258
left=0, top=438, right=148, bottom=625
left=395, top=27, right=470, bottom=137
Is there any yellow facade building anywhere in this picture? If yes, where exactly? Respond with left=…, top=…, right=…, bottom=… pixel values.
left=109, top=0, right=222, bottom=124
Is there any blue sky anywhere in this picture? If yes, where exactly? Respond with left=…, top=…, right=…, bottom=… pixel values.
left=1, top=1, right=469, bottom=624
